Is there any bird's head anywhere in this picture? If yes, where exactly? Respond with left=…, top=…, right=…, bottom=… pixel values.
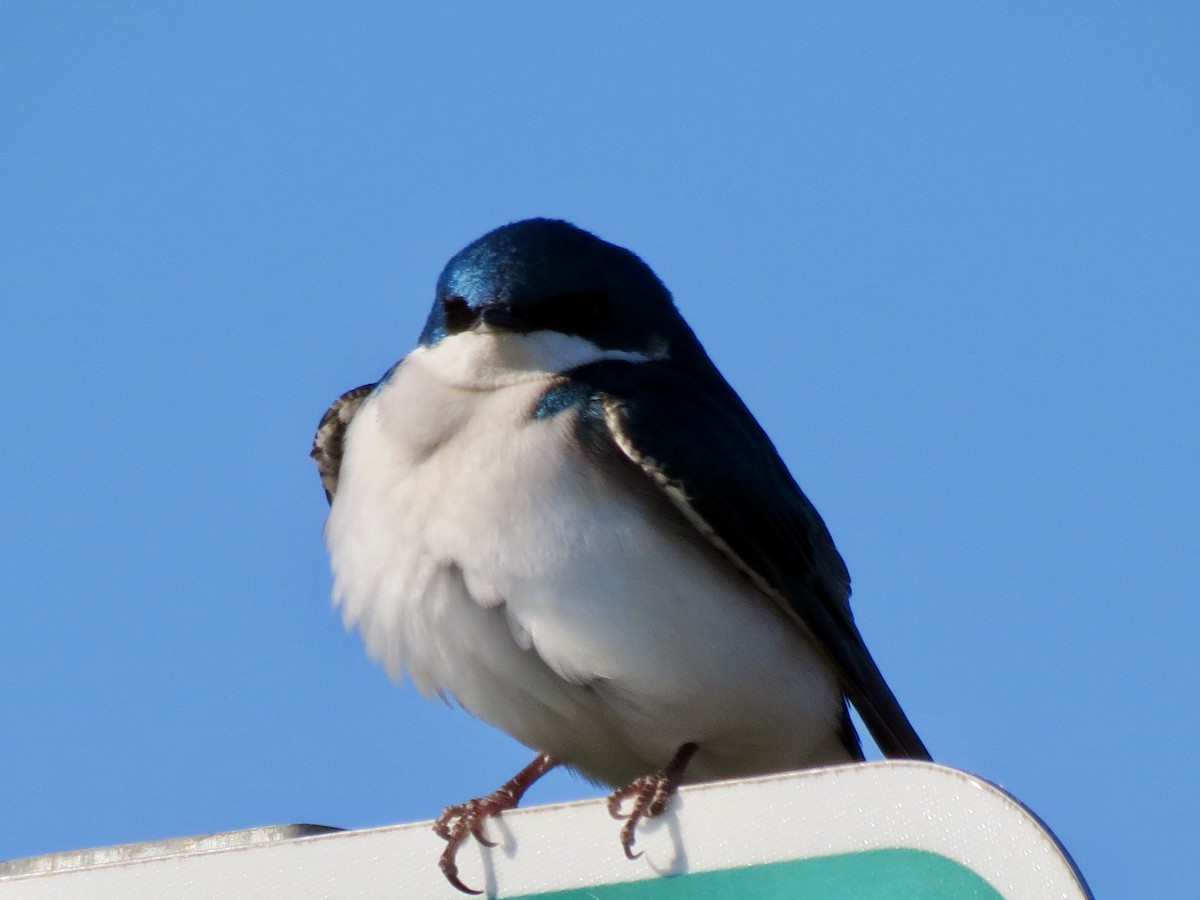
left=418, top=219, right=698, bottom=369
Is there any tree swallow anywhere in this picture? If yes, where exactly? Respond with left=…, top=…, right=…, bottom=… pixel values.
left=313, top=219, right=930, bottom=893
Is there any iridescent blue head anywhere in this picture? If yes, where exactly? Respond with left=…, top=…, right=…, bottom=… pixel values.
left=419, top=219, right=701, bottom=360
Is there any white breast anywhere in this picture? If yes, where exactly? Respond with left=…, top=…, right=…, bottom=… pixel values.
left=325, top=331, right=852, bottom=785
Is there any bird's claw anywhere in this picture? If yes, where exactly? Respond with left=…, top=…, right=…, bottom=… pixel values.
left=605, top=742, right=699, bottom=860
left=432, top=753, right=557, bottom=895
left=606, top=774, right=676, bottom=859
left=439, top=838, right=483, bottom=896
left=434, top=791, right=517, bottom=894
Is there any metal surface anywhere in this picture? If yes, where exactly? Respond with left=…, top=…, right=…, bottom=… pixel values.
left=0, top=824, right=342, bottom=878
left=0, top=763, right=1091, bottom=899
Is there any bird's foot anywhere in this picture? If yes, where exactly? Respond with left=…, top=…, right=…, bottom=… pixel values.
left=433, top=752, right=557, bottom=895
left=606, top=742, right=699, bottom=860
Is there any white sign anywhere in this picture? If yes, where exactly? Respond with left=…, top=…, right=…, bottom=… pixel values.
left=0, top=762, right=1091, bottom=898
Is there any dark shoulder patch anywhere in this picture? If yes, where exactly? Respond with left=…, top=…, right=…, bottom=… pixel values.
left=532, top=379, right=598, bottom=420
left=312, top=384, right=375, bottom=503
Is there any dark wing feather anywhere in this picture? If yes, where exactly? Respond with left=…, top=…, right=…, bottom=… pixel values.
left=311, top=384, right=375, bottom=503
left=567, top=360, right=930, bottom=761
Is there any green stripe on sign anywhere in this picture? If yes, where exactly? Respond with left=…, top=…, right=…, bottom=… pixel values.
left=524, top=848, right=1003, bottom=899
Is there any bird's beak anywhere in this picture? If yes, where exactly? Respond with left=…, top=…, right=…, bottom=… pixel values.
left=478, top=304, right=535, bottom=333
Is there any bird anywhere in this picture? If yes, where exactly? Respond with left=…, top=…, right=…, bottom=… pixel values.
left=313, top=218, right=930, bottom=894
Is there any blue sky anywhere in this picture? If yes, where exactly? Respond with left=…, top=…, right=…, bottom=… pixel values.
left=2, top=4, right=1196, bottom=897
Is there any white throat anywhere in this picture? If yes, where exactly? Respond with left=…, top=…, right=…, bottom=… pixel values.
left=412, top=329, right=663, bottom=390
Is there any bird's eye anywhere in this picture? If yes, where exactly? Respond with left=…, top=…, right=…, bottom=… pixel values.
left=441, top=295, right=477, bottom=334
left=529, top=291, right=610, bottom=335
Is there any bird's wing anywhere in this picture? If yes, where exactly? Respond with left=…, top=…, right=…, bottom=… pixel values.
left=312, top=384, right=376, bottom=503
left=564, top=360, right=930, bottom=761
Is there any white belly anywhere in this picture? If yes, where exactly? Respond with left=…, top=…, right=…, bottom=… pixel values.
left=325, top=348, right=852, bottom=785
